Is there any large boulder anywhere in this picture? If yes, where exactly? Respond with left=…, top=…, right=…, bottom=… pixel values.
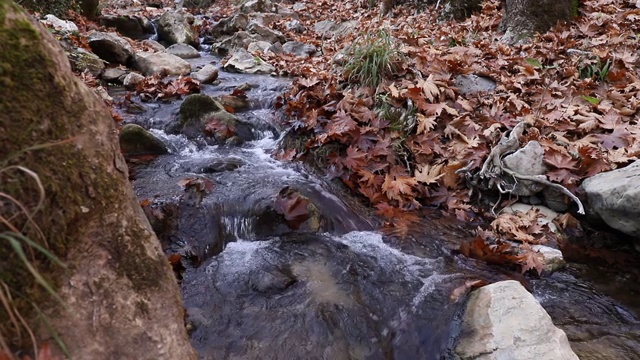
left=246, top=22, right=286, bottom=44
left=580, top=160, right=640, bottom=238
left=157, top=10, right=197, bottom=46
left=99, top=14, right=155, bottom=40
left=0, top=2, right=196, bottom=358
left=134, top=51, right=191, bottom=76
left=223, top=48, right=275, bottom=74
left=455, top=280, right=578, bottom=360
left=88, top=31, right=134, bottom=65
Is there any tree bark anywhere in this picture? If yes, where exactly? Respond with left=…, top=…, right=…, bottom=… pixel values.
left=0, top=1, right=196, bottom=359
left=500, top=0, right=576, bottom=43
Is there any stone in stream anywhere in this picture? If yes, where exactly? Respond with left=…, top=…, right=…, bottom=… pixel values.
left=165, top=43, right=201, bottom=59
left=216, top=94, right=249, bottom=112
left=123, top=72, right=145, bottom=89
left=192, top=64, right=219, bottom=84
left=223, top=48, right=275, bottom=74
left=455, top=280, right=578, bottom=359
left=580, top=160, right=640, bottom=240
left=102, top=67, right=127, bottom=83
left=87, top=31, right=134, bottom=65
left=134, top=51, right=192, bottom=76
left=157, top=10, right=198, bottom=46
left=119, top=124, right=169, bottom=156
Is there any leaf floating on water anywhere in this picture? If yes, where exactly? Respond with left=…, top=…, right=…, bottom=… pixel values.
left=273, top=187, right=312, bottom=230
left=450, top=279, right=488, bottom=302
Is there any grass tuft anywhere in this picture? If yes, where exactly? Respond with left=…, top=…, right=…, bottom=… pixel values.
left=343, top=30, right=404, bottom=89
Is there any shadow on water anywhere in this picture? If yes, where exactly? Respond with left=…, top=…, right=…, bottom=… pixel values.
left=119, top=53, right=640, bottom=359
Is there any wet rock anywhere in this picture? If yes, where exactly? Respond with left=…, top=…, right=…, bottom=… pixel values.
left=134, top=51, right=191, bottom=76
left=314, top=20, right=357, bottom=39
left=216, top=95, right=249, bottom=112
left=123, top=72, right=145, bottom=89
left=165, top=43, right=200, bottom=59
left=200, top=158, right=245, bottom=173
left=157, top=10, right=197, bottom=46
left=503, top=140, right=548, bottom=196
left=249, top=269, right=296, bottom=294
left=141, top=39, right=166, bottom=52
left=580, top=160, right=640, bottom=239
left=282, top=41, right=317, bottom=57
left=179, top=94, right=224, bottom=126
left=67, top=48, right=105, bottom=77
left=192, top=64, right=219, bottom=84
left=99, top=14, right=155, bottom=39
left=119, top=124, right=168, bottom=156
left=88, top=31, right=134, bottom=65
left=240, top=0, right=277, bottom=13
left=455, top=280, right=578, bottom=360
left=223, top=48, right=275, bottom=74
left=454, top=74, right=497, bottom=95
left=102, top=67, right=127, bottom=83
left=246, top=22, right=286, bottom=44
left=41, top=14, right=78, bottom=34
left=531, top=245, right=566, bottom=273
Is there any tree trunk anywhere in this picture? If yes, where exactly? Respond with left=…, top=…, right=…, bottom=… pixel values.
left=0, top=1, right=196, bottom=359
left=500, top=0, right=576, bottom=43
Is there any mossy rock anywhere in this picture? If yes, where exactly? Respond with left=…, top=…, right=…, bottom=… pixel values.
left=66, top=47, right=105, bottom=77
left=119, top=124, right=168, bottom=155
left=178, top=94, right=224, bottom=126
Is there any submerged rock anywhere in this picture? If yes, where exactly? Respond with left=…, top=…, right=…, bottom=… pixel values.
left=580, top=160, right=640, bottom=239
left=119, top=124, right=168, bottom=156
left=455, top=280, right=578, bottom=359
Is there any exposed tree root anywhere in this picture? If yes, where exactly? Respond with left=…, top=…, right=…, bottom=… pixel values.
left=459, top=120, right=585, bottom=215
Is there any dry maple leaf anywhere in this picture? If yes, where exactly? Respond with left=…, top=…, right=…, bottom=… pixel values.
left=414, top=163, right=444, bottom=184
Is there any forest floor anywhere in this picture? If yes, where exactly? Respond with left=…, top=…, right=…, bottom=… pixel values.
left=58, top=0, right=640, bottom=273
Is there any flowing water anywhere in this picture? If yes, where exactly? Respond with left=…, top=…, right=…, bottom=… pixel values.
left=118, top=53, right=640, bottom=359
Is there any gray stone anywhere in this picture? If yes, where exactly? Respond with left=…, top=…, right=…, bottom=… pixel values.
left=123, top=72, right=145, bottom=89
left=157, top=10, right=197, bottom=46
left=503, top=141, right=548, bottom=196
left=119, top=124, right=168, bottom=156
left=223, top=48, right=275, bottom=75
left=314, top=20, right=357, bottom=39
left=240, top=0, right=276, bottom=13
left=192, top=64, right=219, bottom=84
left=285, top=19, right=305, bottom=33
left=102, top=68, right=127, bottom=82
left=455, top=280, right=578, bottom=360
left=165, top=43, right=201, bottom=59
left=247, top=40, right=272, bottom=53
left=213, top=31, right=263, bottom=55
left=179, top=94, right=224, bottom=127
left=67, top=48, right=105, bottom=77
left=99, top=14, right=154, bottom=39
left=88, top=31, right=134, bottom=65
left=580, top=160, right=640, bottom=239
left=206, top=14, right=250, bottom=38
left=141, top=39, right=166, bottom=52
left=42, top=14, right=78, bottom=34
left=454, top=74, right=497, bottom=95
left=282, top=41, right=317, bottom=57
left=93, top=86, right=113, bottom=104
left=134, top=52, right=191, bottom=76
left=247, top=22, right=286, bottom=44
left=531, top=245, right=566, bottom=273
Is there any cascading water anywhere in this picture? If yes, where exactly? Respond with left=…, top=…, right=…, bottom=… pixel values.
left=120, top=52, right=640, bottom=359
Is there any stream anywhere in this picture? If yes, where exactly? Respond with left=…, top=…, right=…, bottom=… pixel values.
left=117, top=52, right=640, bottom=359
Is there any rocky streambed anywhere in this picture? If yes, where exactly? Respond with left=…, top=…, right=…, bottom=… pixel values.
left=43, top=1, right=640, bottom=358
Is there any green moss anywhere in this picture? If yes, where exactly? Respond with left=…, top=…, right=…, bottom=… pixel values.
left=179, top=94, right=223, bottom=125
left=572, top=0, right=580, bottom=17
